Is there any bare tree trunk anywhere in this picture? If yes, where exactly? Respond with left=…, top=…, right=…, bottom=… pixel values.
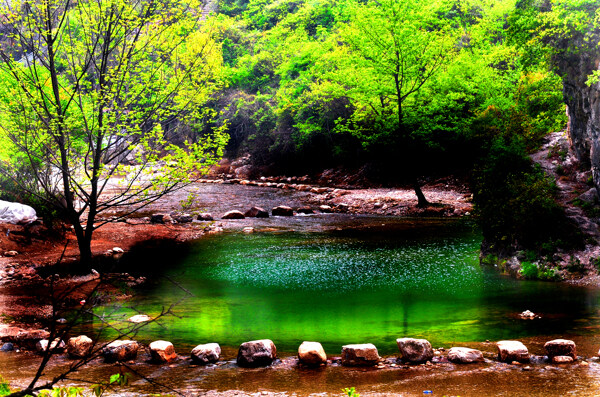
left=413, top=178, right=429, bottom=207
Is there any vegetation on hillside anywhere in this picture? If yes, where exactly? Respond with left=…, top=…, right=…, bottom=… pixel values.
left=0, top=0, right=598, bottom=257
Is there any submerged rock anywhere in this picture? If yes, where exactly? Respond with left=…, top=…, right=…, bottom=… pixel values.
left=298, top=341, right=327, bottom=366
left=497, top=340, right=529, bottom=363
left=67, top=335, right=93, bottom=358
left=102, top=340, right=138, bottom=363
left=396, top=338, right=434, bottom=364
left=237, top=339, right=277, bottom=367
left=150, top=340, right=177, bottom=363
left=222, top=210, right=245, bottom=219
left=191, top=343, right=221, bottom=364
left=545, top=339, right=576, bottom=360
left=447, top=347, right=483, bottom=364
left=244, top=207, right=269, bottom=218
left=341, top=343, right=379, bottom=366
left=0, top=200, right=37, bottom=224
left=1, top=343, right=14, bottom=352
left=272, top=206, right=294, bottom=216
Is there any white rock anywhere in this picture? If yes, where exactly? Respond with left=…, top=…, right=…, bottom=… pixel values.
left=0, top=200, right=37, bottom=224
left=128, top=314, right=151, bottom=323
left=298, top=341, right=327, bottom=366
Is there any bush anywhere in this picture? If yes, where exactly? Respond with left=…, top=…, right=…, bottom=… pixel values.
left=474, top=138, right=582, bottom=253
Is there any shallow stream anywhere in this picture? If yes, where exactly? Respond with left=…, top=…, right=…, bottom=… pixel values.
left=5, top=215, right=600, bottom=396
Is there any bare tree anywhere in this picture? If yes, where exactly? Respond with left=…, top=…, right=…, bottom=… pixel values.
left=0, top=0, right=228, bottom=264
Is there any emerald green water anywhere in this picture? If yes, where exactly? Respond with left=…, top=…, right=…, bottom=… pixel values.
left=93, top=218, right=600, bottom=355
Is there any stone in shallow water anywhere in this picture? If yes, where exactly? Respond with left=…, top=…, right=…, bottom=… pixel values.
left=272, top=206, right=294, bottom=216
left=244, top=207, right=269, bottom=218
left=552, top=355, right=574, bottom=364
left=298, top=341, right=327, bottom=366
left=341, top=344, right=379, bottom=366
left=237, top=339, right=277, bottom=367
left=150, top=340, right=177, bottom=363
left=544, top=339, right=576, bottom=360
left=102, top=340, right=138, bottom=363
left=36, top=339, right=65, bottom=354
left=67, top=335, right=93, bottom=358
left=222, top=210, right=245, bottom=219
left=128, top=314, right=151, bottom=323
left=447, top=347, right=483, bottom=364
left=197, top=213, right=214, bottom=221
left=191, top=343, right=221, bottom=364
left=396, top=338, right=434, bottom=364
left=497, top=340, right=529, bottom=363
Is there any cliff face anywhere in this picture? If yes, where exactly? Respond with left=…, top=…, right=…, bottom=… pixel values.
left=554, top=34, right=600, bottom=194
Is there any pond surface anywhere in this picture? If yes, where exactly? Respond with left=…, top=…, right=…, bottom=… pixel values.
left=92, top=218, right=600, bottom=355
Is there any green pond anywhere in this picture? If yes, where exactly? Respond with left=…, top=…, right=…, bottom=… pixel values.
left=92, top=218, right=600, bottom=355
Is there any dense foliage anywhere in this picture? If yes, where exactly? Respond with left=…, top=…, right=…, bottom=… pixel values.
left=1, top=0, right=598, bottom=254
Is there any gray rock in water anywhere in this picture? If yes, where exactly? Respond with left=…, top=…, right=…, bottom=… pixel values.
left=191, top=343, right=221, bottom=364
left=0, top=200, right=37, bottom=224
left=272, top=206, right=294, bottom=216
left=297, top=206, right=314, bottom=214
left=447, top=347, right=484, bottom=364
left=102, top=340, right=138, bottom=363
left=237, top=339, right=277, bottom=367
left=67, top=335, right=93, bottom=358
left=222, top=210, right=245, bottom=219
left=244, top=207, right=269, bottom=218
left=544, top=339, right=576, bottom=360
left=341, top=343, right=379, bottom=366
left=298, top=341, right=327, bottom=366
left=497, top=340, right=529, bottom=363
left=396, top=338, right=434, bottom=364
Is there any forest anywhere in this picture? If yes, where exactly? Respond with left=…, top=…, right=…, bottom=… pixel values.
left=0, top=0, right=597, bottom=257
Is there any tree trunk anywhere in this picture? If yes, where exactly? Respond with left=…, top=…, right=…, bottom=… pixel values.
left=72, top=222, right=93, bottom=266
left=413, top=178, right=429, bottom=208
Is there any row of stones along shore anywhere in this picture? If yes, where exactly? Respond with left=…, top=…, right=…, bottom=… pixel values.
left=31, top=336, right=581, bottom=368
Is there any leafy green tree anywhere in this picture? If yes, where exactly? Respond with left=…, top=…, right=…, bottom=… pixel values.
left=333, top=0, right=461, bottom=206
left=0, top=0, right=227, bottom=264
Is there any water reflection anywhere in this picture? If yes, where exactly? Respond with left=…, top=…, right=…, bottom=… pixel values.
left=92, top=218, right=600, bottom=355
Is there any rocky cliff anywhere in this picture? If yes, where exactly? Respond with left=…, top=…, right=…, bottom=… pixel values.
left=554, top=31, right=600, bottom=195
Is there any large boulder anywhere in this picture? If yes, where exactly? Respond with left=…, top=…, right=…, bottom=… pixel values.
left=341, top=344, right=379, bottom=367
left=67, top=335, right=93, bottom=358
left=272, top=206, right=294, bottom=216
left=0, top=200, right=37, bottom=224
left=396, top=338, right=434, bottom=364
left=102, top=340, right=139, bottom=363
left=244, top=207, right=269, bottom=218
left=298, top=341, right=327, bottom=366
left=496, top=340, right=529, bottom=363
left=544, top=339, right=576, bottom=360
left=447, top=347, right=484, bottom=364
left=222, top=210, right=245, bottom=219
left=191, top=343, right=221, bottom=365
left=149, top=340, right=177, bottom=363
left=237, top=339, right=277, bottom=367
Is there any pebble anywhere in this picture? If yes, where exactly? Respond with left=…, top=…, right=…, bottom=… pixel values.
left=523, top=366, right=532, bottom=371
left=581, top=361, right=589, bottom=367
